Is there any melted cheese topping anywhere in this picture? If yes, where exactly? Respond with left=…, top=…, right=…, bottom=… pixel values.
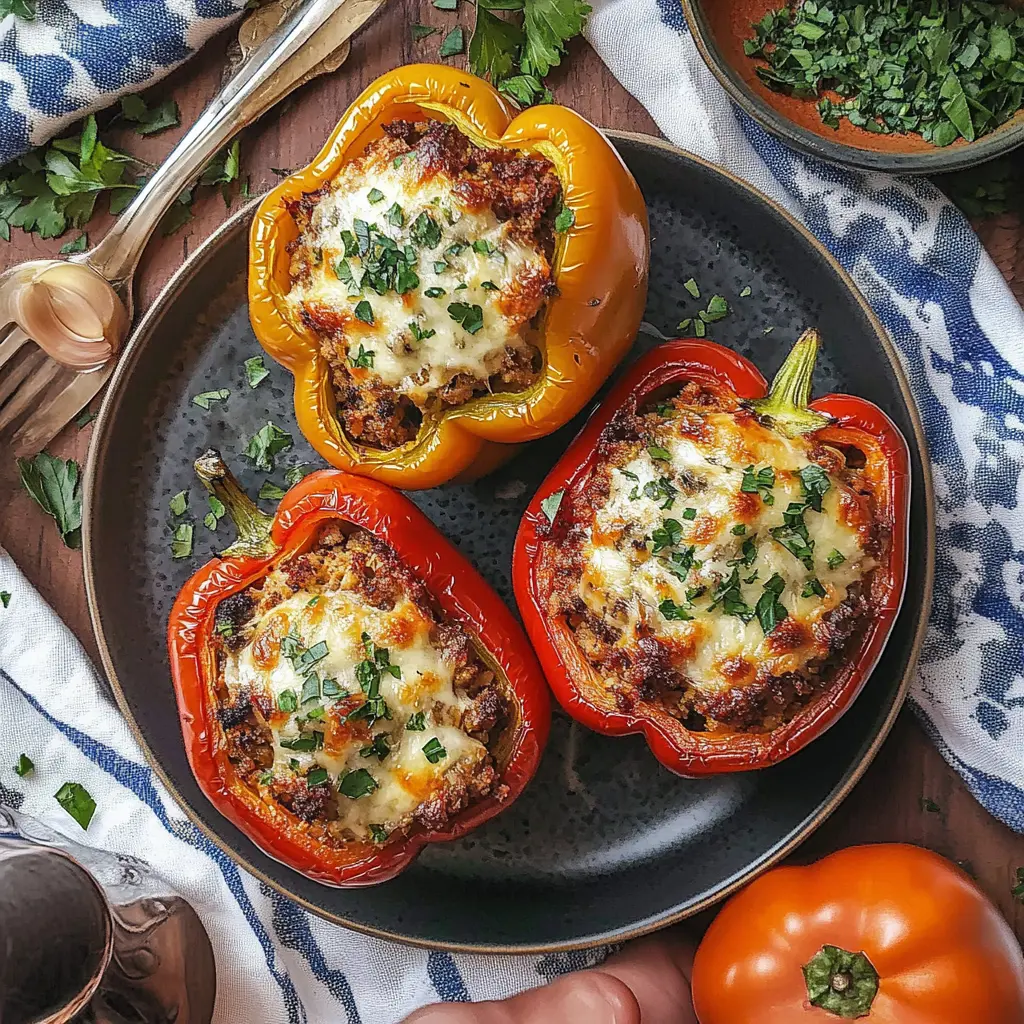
left=286, top=146, right=550, bottom=405
left=223, top=588, right=485, bottom=838
left=581, top=408, right=874, bottom=697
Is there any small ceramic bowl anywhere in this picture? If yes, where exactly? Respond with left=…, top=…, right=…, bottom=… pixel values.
left=683, top=0, right=1024, bottom=173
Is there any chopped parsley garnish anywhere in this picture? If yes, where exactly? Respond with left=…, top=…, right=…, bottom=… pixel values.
left=360, top=734, right=391, bottom=761
left=481, top=280, right=499, bottom=290
left=422, top=737, right=447, bottom=763
left=278, top=689, right=298, bottom=713
left=192, top=388, right=230, bottom=410
left=700, top=295, right=729, bottom=323
left=472, top=239, right=497, bottom=254
left=642, top=477, right=678, bottom=509
left=686, top=585, right=707, bottom=601
left=243, top=422, right=293, bottom=472
left=554, top=206, right=576, bottom=232
left=448, top=301, right=485, bottom=334
left=756, top=573, right=788, bottom=635
left=771, top=504, right=816, bottom=570
left=444, top=241, right=466, bottom=258
left=540, top=488, right=565, bottom=524
left=340, top=229, right=359, bottom=257
left=408, top=320, right=437, bottom=342
left=280, top=734, right=323, bottom=752
left=827, top=548, right=847, bottom=569
left=55, top=781, right=96, bottom=830
left=339, top=769, right=378, bottom=799
left=306, top=705, right=326, bottom=721
left=258, top=480, right=286, bottom=500
left=0, top=592, right=10, bottom=609
left=728, top=537, right=759, bottom=567
left=353, top=301, right=375, bottom=326
left=659, top=599, right=693, bottom=621
left=348, top=633, right=398, bottom=726
left=799, top=464, right=831, bottom=511
left=369, top=823, right=389, bottom=843
left=353, top=218, right=372, bottom=255
left=619, top=469, right=640, bottom=481
left=170, top=522, right=193, bottom=560
left=741, top=465, right=776, bottom=504
left=1012, top=868, right=1024, bottom=902
left=14, top=753, right=33, bottom=777
left=662, top=545, right=697, bottom=581
left=647, top=444, right=672, bottom=461
left=740, top=285, right=752, bottom=297
left=334, top=258, right=355, bottom=285
left=386, top=202, right=405, bottom=227
left=406, top=711, right=427, bottom=731
left=306, top=767, right=329, bottom=787
left=350, top=343, right=375, bottom=368
left=424, top=286, right=446, bottom=298
left=709, top=568, right=755, bottom=622
left=322, top=677, right=344, bottom=697
left=651, top=518, right=683, bottom=553
left=731, top=523, right=746, bottom=535
left=258, top=770, right=274, bottom=785
left=410, top=211, right=442, bottom=248
left=244, top=355, right=270, bottom=388
left=169, top=490, right=188, bottom=516
left=677, top=318, right=692, bottom=332
left=684, top=277, right=700, bottom=299
left=301, top=672, right=321, bottom=704
left=693, top=319, right=706, bottom=338
left=682, top=507, right=698, bottom=520
left=802, top=577, right=827, bottom=598
left=367, top=187, right=385, bottom=204
left=438, top=25, right=465, bottom=57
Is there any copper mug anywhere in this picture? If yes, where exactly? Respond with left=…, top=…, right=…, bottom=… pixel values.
left=0, top=809, right=216, bottom=1024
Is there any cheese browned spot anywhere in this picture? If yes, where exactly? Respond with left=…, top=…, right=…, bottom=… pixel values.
left=285, top=119, right=562, bottom=451
left=542, top=380, right=890, bottom=733
left=212, top=526, right=509, bottom=845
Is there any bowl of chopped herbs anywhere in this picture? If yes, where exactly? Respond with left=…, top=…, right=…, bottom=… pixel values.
left=682, top=0, right=1024, bottom=171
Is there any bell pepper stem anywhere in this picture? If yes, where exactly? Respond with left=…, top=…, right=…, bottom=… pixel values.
left=750, top=328, right=831, bottom=436
left=194, top=449, right=277, bottom=559
left=802, top=945, right=879, bottom=1018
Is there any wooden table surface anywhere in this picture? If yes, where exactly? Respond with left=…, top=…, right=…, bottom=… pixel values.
left=1, top=1, right=1021, bottom=941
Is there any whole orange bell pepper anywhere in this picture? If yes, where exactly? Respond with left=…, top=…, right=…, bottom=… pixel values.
left=692, top=844, right=1024, bottom=1023
left=249, top=63, right=649, bottom=490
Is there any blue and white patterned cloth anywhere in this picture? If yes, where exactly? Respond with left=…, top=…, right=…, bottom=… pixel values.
left=2, top=0, right=1024, bottom=1021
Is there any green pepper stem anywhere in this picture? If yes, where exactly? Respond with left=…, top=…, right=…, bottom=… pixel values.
left=750, top=328, right=831, bottom=436
left=802, top=945, right=879, bottom=1018
left=194, top=449, right=277, bottom=559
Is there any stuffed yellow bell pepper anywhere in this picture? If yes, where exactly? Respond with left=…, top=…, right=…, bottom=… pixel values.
left=249, top=64, right=650, bottom=490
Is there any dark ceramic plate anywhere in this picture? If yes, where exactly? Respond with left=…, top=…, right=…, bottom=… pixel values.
left=84, top=132, right=933, bottom=951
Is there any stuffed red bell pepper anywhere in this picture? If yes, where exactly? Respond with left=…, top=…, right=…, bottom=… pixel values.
left=168, top=452, right=550, bottom=885
left=513, top=330, right=909, bottom=776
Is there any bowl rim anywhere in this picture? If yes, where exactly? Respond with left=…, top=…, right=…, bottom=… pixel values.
left=681, top=0, right=1024, bottom=174
left=82, top=129, right=936, bottom=952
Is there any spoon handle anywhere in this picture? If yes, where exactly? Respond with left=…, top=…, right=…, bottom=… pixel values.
left=83, top=0, right=387, bottom=299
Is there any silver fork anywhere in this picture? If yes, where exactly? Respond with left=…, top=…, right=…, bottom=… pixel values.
left=0, top=0, right=388, bottom=457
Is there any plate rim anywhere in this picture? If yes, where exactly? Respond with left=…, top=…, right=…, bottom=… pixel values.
left=82, top=129, right=936, bottom=953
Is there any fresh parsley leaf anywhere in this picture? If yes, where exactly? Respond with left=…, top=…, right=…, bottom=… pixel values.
left=339, top=768, right=378, bottom=799
left=55, top=781, right=96, bottom=830
left=700, top=294, right=729, bottom=323
left=709, top=567, right=754, bottom=622
left=350, top=343, right=375, bottom=367
left=169, top=491, right=188, bottom=517
left=411, top=211, right=442, bottom=248
left=278, top=689, right=298, bottom=713
left=554, top=205, right=575, bottom=231
left=756, top=573, right=788, bottom=635
left=0, top=0, right=36, bottom=19
left=17, top=453, right=83, bottom=549
left=799, top=464, right=831, bottom=511
left=208, top=494, right=225, bottom=521
left=406, top=711, right=427, bottom=731
left=740, top=464, right=775, bottom=504
left=369, top=823, right=389, bottom=843
left=244, top=355, right=270, bottom=388
left=306, top=767, right=329, bottom=788
left=14, top=753, right=33, bottom=776
left=677, top=318, right=692, bottom=332
left=192, top=388, right=229, bottom=410
left=731, top=524, right=746, bottom=535
left=683, top=277, right=700, bottom=299
left=353, top=300, right=375, bottom=326
left=682, top=507, right=697, bottom=520
left=59, top=232, right=87, bottom=254
left=412, top=23, right=438, bottom=41
left=367, top=187, right=386, bottom=204
left=422, top=737, right=448, bottom=763
left=259, top=480, right=286, bottom=500
left=499, top=74, right=552, bottom=106
left=0, top=592, right=10, bottom=609
left=74, top=408, right=96, bottom=429
left=439, top=26, right=466, bottom=57
left=360, top=733, right=391, bottom=761
left=522, top=0, right=591, bottom=79
left=693, top=318, right=706, bottom=338
left=448, top=301, right=485, bottom=334
left=739, top=285, right=752, bottom=297
left=647, top=444, right=672, bottom=461
left=920, top=797, right=942, bottom=814
left=242, top=422, right=293, bottom=473
left=120, top=95, right=181, bottom=136
left=285, top=464, right=315, bottom=486
left=540, top=488, right=565, bottom=524
left=827, top=549, right=846, bottom=569
left=470, top=5, right=523, bottom=81
left=802, top=577, right=826, bottom=598
left=170, top=522, right=193, bottom=559
left=651, top=518, right=683, bottom=553
left=659, top=599, right=693, bottom=621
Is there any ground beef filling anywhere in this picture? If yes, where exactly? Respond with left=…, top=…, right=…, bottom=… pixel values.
left=211, top=525, right=510, bottom=845
left=286, top=118, right=560, bottom=451
left=540, top=385, right=887, bottom=734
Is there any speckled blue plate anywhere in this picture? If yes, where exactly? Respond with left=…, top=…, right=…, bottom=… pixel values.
left=83, top=132, right=933, bottom=951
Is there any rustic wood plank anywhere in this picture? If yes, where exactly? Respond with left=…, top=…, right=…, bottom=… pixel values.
left=1, top=3, right=1021, bottom=939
